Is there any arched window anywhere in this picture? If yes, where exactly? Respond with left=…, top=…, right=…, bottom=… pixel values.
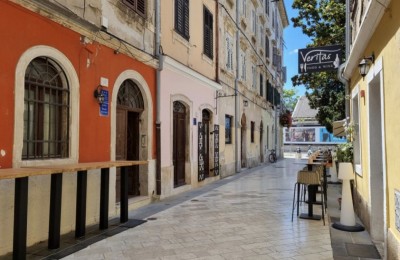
left=23, top=57, right=70, bottom=159
left=117, top=79, right=144, bottom=111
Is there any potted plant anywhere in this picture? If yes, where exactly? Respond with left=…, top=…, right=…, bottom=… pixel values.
left=279, top=110, right=292, bottom=128
left=336, top=142, right=353, bottom=164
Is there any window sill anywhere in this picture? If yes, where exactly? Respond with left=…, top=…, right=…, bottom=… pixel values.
left=355, top=164, right=362, bottom=176
left=202, top=53, right=214, bottom=65
left=172, top=30, right=190, bottom=49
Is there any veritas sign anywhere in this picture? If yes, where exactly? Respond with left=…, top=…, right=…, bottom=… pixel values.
left=298, top=45, right=342, bottom=73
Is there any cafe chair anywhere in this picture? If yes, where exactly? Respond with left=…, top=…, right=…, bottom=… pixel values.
left=291, top=169, right=326, bottom=225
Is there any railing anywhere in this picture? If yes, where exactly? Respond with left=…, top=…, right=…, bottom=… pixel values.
left=0, top=160, right=147, bottom=259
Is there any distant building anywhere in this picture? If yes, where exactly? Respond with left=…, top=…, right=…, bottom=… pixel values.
left=283, top=96, right=346, bottom=148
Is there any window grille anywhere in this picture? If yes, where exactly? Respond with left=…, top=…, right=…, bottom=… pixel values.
left=23, top=57, right=70, bottom=160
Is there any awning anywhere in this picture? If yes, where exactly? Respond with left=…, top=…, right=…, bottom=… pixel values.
left=332, top=119, right=346, bottom=137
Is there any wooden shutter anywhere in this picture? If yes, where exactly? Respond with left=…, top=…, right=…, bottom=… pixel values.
left=122, top=0, right=146, bottom=18
left=203, top=7, right=213, bottom=58
left=136, top=0, right=146, bottom=17
left=175, top=0, right=189, bottom=39
left=184, top=0, right=189, bottom=39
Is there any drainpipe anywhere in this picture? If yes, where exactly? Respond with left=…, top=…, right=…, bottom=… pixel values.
left=155, top=0, right=162, bottom=195
left=338, top=63, right=349, bottom=120
left=235, top=0, right=240, bottom=172
left=338, top=0, right=351, bottom=120
left=215, top=1, right=219, bottom=83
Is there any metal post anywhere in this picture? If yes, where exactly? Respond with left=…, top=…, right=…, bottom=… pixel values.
left=120, top=166, right=128, bottom=223
left=100, top=168, right=109, bottom=230
left=48, top=173, right=63, bottom=249
left=75, top=170, right=87, bottom=238
left=13, top=177, right=29, bottom=260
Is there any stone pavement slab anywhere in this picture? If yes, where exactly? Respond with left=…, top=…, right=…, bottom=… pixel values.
left=63, top=159, right=333, bottom=260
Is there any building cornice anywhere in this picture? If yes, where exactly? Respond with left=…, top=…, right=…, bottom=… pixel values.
left=343, top=0, right=391, bottom=79
left=278, top=0, right=289, bottom=28
left=163, top=56, right=222, bottom=91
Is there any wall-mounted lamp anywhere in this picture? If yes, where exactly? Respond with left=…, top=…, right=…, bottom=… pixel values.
left=243, top=100, right=249, bottom=107
left=358, top=53, right=375, bottom=78
left=94, top=85, right=105, bottom=105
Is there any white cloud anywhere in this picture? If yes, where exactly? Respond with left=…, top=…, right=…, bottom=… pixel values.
left=289, top=49, right=299, bottom=55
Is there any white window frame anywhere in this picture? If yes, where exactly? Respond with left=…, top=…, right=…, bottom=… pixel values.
left=352, top=85, right=362, bottom=175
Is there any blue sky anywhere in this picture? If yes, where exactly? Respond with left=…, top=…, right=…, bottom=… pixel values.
left=283, top=2, right=310, bottom=97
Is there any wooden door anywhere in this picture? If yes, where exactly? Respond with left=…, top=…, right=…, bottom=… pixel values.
left=115, top=79, right=144, bottom=202
left=173, top=102, right=186, bottom=187
left=127, top=111, right=140, bottom=196
left=116, top=109, right=140, bottom=202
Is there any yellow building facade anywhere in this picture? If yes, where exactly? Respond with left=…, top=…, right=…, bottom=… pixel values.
left=343, top=0, right=400, bottom=258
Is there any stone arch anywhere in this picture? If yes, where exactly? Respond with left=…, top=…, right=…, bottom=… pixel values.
left=13, top=45, right=79, bottom=167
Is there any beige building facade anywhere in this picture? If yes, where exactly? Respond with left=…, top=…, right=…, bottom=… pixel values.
left=217, top=0, right=288, bottom=175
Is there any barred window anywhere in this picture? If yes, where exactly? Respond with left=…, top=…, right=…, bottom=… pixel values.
left=23, top=57, right=70, bottom=160
left=122, top=0, right=146, bottom=18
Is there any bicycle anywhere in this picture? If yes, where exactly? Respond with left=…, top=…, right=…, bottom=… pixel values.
left=268, top=149, right=277, bottom=163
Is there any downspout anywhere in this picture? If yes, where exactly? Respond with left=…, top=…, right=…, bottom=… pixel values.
left=235, top=0, right=240, bottom=172
left=338, top=63, right=349, bottom=119
left=155, top=0, right=162, bottom=195
left=338, top=0, right=351, bottom=120
left=215, top=1, right=219, bottom=83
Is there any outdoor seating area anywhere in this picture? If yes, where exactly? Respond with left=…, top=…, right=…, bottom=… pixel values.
left=291, top=150, right=332, bottom=225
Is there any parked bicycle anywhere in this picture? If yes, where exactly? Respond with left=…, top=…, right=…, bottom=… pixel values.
left=268, top=149, right=277, bottom=163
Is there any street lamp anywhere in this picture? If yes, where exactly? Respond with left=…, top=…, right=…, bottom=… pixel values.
left=358, top=53, right=374, bottom=78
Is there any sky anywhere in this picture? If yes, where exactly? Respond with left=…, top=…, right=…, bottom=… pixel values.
left=283, top=2, right=310, bottom=98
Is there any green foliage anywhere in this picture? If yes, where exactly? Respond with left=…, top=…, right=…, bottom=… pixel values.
left=336, top=142, right=353, bottom=163
left=282, top=88, right=299, bottom=111
left=291, top=0, right=346, bottom=133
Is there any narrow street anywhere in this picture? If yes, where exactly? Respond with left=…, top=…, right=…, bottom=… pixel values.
left=63, top=159, right=333, bottom=259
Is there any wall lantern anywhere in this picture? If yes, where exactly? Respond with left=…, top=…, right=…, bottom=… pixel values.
left=243, top=100, right=248, bottom=107
left=94, top=85, right=105, bottom=105
left=358, top=53, right=374, bottom=78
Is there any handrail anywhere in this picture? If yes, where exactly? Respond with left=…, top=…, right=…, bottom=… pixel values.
left=1, top=160, right=148, bottom=259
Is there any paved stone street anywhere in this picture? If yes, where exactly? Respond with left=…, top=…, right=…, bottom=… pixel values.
left=63, top=159, right=333, bottom=260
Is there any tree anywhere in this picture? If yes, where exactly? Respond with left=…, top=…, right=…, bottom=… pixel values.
left=291, top=0, right=346, bottom=132
left=282, top=88, right=299, bottom=112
